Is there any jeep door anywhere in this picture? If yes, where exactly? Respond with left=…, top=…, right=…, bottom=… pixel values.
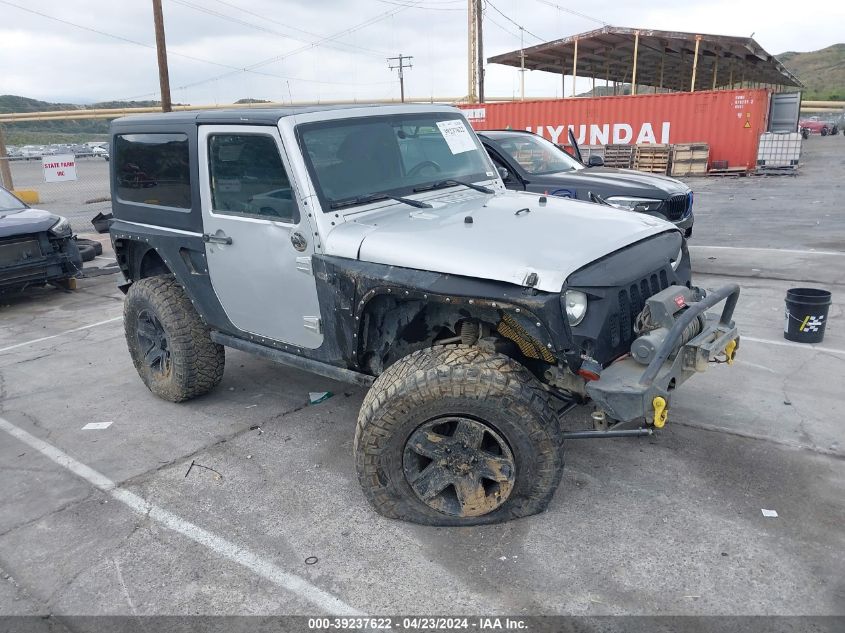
left=198, top=125, right=323, bottom=348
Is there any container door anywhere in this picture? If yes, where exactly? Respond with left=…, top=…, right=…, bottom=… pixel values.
left=197, top=125, right=323, bottom=349
left=769, top=92, right=802, bottom=132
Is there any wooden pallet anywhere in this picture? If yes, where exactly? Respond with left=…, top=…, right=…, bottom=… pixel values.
left=602, top=144, right=634, bottom=168
left=708, top=166, right=748, bottom=177
left=670, top=143, right=710, bottom=177
left=634, top=144, right=671, bottom=174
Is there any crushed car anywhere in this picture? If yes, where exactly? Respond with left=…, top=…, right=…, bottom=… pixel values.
left=480, top=129, right=695, bottom=237
left=109, top=105, right=740, bottom=526
left=0, top=185, right=82, bottom=293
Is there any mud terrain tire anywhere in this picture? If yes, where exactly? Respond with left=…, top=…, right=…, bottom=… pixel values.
left=355, top=346, right=564, bottom=526
left=124, top=275, right=224, bottom=402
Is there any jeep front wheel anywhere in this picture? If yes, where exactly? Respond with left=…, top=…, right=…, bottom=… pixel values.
left=124, top=275, right=225, bottom=402
left=354, top=346, right=564, bottom=526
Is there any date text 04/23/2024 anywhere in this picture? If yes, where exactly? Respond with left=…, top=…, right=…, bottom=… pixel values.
left=307, top=617, right=528, bottom=630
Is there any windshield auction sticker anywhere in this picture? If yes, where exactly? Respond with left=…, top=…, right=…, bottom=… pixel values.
left=436, top=120, right=476, bottom=154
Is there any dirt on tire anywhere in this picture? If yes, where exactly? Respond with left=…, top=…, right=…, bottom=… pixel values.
left=124, top=275, right=225, bottom=402
left=354, top=345, right=564, bottom=526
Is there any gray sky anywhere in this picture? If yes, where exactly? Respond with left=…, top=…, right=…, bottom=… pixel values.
left=0, top=0, right=841, bottom=105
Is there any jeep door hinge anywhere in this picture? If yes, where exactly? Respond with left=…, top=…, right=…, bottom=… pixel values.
left=296, top=256, right=313, bottom=275
left=303, top=316, right=322, bottom=333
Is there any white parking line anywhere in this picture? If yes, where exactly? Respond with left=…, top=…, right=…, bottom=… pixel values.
left=0, top=416, right=363, bottom=616
left=692, top=245, right=845, bottom=257
left=0, top=316, right=123, bottom=354
left=741, top=336, right=845, bottom=357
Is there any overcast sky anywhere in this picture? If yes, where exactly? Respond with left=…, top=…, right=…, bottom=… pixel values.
left=0, top=0, right=841, bottom=105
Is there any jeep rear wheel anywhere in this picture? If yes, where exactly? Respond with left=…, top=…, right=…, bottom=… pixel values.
left=354, top=346, right=564, bottom=526
left=124, top=275, right=225, bottom=402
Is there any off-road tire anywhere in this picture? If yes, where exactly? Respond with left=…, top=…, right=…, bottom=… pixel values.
left=355, top=345, right=564, bottom=526
left=124, top=275, right=224, bottom=402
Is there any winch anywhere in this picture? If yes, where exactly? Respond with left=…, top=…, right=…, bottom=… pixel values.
left=630, top=286, right=706, bottom=365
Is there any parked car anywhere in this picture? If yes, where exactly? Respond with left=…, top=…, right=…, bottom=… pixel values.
left=0, top=185, right=82, bottom=293
left=109, top=105, right=740, bottom=526
left=479, top=129, right=695, bottom=237
left=799, top=117, right=839, bottom=136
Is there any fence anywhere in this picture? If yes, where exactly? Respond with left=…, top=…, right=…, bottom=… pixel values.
left=0, top=154, right=112, bottom=235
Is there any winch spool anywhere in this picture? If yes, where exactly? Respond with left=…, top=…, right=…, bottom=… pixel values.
left=630, top=312, right=705, bottom=366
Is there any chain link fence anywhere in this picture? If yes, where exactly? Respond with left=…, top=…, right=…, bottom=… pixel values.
left=1, top=152, right=112, bottom=235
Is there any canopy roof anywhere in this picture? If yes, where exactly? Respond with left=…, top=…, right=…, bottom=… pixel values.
left=487, top=26, right=803, bottom=92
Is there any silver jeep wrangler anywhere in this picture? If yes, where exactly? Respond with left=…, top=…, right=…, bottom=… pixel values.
left=109, top=105, right=740, bottom=526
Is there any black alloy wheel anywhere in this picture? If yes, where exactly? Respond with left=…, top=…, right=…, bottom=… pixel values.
left=403, top=416, right=516, bottom=517
left=136, top=308, right=172, bottom=377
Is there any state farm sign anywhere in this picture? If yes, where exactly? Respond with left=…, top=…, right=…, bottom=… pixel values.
left=43, top=154, right=78, bottom=183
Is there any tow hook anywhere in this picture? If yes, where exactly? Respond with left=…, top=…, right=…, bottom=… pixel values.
left=725, top=339, right=738, bottom=365
left=652, top=396, right=668, bottom=428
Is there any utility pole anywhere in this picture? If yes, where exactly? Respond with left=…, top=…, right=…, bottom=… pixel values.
left=151, top=0, right=173, bottom=112
left=519, top=27, right=526, bottom=101
left=387, top=54, right=413, bottom=103
left=467, top=0, right=478, bottom=103
left=475, top=0, right=484, bottom=103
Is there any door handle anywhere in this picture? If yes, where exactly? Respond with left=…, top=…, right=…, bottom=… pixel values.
left=203, top=233, right=233, bottom=245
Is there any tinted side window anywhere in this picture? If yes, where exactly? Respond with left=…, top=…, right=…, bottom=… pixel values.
left=208, top=134, right=298, bottom=223
left=115, top=133, right=191, bottom=209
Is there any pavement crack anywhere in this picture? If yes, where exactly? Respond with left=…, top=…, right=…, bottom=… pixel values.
left=0, top=490, right=99, bottom=541
left=116, top=400, right=312, bottom=489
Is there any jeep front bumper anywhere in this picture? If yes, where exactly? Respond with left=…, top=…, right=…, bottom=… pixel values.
left=585, top=283, right=740, bottom=425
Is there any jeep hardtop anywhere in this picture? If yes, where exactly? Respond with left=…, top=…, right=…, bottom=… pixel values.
left=109, top=104, right=740, bottom=526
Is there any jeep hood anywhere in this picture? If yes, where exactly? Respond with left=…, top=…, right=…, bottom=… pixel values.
left=326, top=191, right=678, bottom=293
left=0, top=207, right=60, bottom=238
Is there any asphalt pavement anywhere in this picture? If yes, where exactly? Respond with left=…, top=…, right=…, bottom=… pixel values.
left=0, top=136, right=843, bottom=623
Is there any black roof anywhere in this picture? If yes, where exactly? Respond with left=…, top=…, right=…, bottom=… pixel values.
left=110, top=104, right=446, bottom=129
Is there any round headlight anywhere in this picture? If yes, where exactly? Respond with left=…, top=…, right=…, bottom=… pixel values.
left=564, top=290, right=588, bottom=326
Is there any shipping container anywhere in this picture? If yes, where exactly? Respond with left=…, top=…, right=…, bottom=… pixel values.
left=459, top=89, right=772, bottom=170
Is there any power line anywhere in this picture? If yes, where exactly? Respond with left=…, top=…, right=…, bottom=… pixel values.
left=0, top=0, right=394, bottom=104
left=484, top=0, right=545, bottom=42
left=207, top=0, right=385, bottom=56
left=532, top=0, right=608, bottom=26
left=484, top=12, right=522, bottom=40
left=127, top=3, right=418, bottom=99
left=374, top=0, right=466, bottom=10
left=169, top=0, right=386, bottom=58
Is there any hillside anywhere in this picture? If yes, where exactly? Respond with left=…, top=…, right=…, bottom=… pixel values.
left=0, top=96, right=274, bottom=145
left=0, top=95, right=164, bottom=145
left=778, top=44, right=845, bottom=100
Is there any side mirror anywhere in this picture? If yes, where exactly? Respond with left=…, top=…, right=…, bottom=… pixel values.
left=496, top=166, right=510, bottom=181
left=587, top=155, right=604, bottom=167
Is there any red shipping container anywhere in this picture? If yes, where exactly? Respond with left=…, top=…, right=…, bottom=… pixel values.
left=459, top=89, right=772, bottom=170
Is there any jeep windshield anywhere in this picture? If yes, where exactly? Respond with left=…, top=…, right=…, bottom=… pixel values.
left=297, top=112, right=495, bottom=211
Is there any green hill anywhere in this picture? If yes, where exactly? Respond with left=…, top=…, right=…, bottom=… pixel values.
left=0, top=95, right=164, bottom=145
left=778, top=44, right=845, bottom=100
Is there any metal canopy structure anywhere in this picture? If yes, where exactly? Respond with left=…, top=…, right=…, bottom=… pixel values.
left=487, top=26, right=803, bottom=96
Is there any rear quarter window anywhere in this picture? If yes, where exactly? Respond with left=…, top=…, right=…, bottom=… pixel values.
left=114, top=133, right=192, bottom=209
